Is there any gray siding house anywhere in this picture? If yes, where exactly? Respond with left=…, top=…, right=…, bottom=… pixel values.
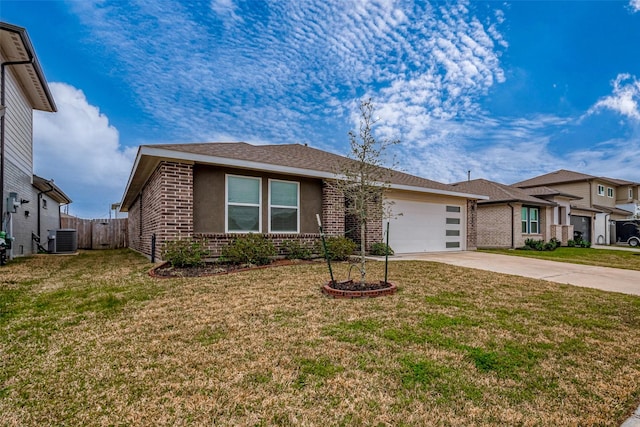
left=1, top=22, right=71, bottom=257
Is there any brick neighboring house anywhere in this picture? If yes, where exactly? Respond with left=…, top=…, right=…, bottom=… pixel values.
left=1, top=22, right=72, bottom=258
left=120, top=142, right=486, bottom=260
left=451, top=179, right=575, bottom=248
left=513, top=169, right=636, bottom=244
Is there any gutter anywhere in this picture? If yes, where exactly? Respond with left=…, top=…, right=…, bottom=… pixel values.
left=36, top=179, right=56, bottom=241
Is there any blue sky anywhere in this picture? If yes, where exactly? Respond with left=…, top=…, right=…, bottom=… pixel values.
left=2, top=0, right=640, bottom=218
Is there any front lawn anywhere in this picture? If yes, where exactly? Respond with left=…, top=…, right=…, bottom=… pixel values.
left=480, top=246, right=640, bottom=271
left=1, top=250, right=639, bottom=426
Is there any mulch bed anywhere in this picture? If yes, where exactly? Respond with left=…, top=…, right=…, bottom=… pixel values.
left=322, top=279, right=397, bottom=299
left=150, top=259, right=315, bottom=278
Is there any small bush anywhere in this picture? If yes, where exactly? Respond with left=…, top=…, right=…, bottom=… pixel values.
left=317, top=236, right=356, bottom=261
left=162, top=238, right=210, bottom=267
left=370, top=242, right=394, bottom=256
left=220, top=234, right=277, bottom=265
left=522, top=238, right=560, bottom=252
left=282, top=240, right=315, bottom=260
left=570, top=236, right=591, bottom=248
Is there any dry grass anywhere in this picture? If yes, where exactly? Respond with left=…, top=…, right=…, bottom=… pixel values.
left=1, top=249, right=639, bottom=426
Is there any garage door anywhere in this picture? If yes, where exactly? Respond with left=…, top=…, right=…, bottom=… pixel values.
left=386, top=198, right=464, bottom=253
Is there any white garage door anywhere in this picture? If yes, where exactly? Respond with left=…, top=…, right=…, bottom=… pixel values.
left=386, top=198, right=464, bottom=253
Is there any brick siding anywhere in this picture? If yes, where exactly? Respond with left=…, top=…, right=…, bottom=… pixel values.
left=466, top=199, right=477, bottom=250
left=321, top=180, right=345, bottom=235
left=128, top=161, right=193, bottom=260
left=195, top=233, right=321, bottom=257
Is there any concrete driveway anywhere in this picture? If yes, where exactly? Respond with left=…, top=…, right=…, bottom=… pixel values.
left=386, top=251, right=640, bottom=296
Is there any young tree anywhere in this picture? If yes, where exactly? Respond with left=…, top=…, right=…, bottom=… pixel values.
left=333, top=98, right=399, bottom=285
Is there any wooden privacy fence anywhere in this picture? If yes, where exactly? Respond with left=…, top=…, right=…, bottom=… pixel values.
left=61, top=218, right=128, bottom=250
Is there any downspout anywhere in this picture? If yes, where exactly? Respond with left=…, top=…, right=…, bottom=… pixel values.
left=37, top=179, right=55, bottom=240
left=507, top=203, right=515, bottom=249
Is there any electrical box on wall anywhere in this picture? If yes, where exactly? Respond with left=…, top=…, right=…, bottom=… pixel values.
left=7, top=192, right=19, bottom=213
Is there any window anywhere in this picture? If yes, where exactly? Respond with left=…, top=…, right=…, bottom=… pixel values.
left=226, top=175, right=261, bottom=232
left=597, top=184, right=605, bottom=196
left=446, top=218, right=460, bottom=225
left=269, top=179, right=299, bottom=233
left=446, top=229, right=460, bottom=236
left=521, top=206, right=539, bottom=234
left=607, top=187, right=614, bottom=198
left=446, top=242, right=460, bottom=248
left=630, top=188, right=634, bottom=199
left=446, top=205, right=461, bottom=213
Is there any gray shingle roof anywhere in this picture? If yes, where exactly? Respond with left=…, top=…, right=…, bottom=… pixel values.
left=521, top=186, right=582, bottom=200
left=513, top=169, right=629, bottom=188
left=451, top=179, right=555, bottom=206
left=149, top=142, right=459, bottom=192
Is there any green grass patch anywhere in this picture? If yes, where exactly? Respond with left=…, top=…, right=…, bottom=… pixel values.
left=481, top=247, right=640, bottom=271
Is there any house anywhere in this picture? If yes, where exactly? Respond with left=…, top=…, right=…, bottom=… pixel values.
left=450, top=179, right=575, bottom=248
left=512, top=170, right=636, bottom=245
left=1, top=22, right=72, bottom=258
left=120, top=142, right=487, bottom=259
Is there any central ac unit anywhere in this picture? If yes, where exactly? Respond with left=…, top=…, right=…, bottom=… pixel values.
left=48, top=229, right=78, bottom=254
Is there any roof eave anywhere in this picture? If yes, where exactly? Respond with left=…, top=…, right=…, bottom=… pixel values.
left=0, top=22, right=56, bottom=112
left=120, top=146, right=488, bottom=210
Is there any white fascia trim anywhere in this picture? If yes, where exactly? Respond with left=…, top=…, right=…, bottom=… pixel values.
left=120, top=149, right=145, bottom=210
left=139, top=146, right=489, bottom=201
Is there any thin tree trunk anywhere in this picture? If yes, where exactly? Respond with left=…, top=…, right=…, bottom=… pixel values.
left=360, top=213, right=366, bottom=284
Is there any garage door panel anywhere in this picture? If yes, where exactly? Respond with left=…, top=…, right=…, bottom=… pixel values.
left=386, top=198, right=463, bottom=253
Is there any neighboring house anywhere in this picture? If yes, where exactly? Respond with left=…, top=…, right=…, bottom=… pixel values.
left=513, top=170, right=636, bottom=245
left=120, top=142, right=486, bottom=260
left=451, top=179, right=575, bottom=248
left=1, top=22, right=71, bottom=257
left=606, top=177, right=640, bottom=219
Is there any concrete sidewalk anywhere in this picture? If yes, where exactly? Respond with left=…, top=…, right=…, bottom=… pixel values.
left=384, top=251, right=640, bottom=296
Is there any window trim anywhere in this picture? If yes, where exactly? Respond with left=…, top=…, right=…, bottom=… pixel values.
left=597, top=184, right=605, bottom=196
left=225, top=174, right=262, bottom=233
left=268, top=178, right=300, bottom=234
left=607, top=187, right=614, bottom=198
left=521, top=206, right=540, bottom=234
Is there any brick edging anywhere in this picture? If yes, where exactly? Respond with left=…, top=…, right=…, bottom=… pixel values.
left=322, top=281, right=398, bottom=299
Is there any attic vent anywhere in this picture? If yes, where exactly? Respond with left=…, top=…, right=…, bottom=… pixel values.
left=48, top=229, right=78, bottom=254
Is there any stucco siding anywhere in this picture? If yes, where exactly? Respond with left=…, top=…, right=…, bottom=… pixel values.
left=193, top=165, right=323, bottom=234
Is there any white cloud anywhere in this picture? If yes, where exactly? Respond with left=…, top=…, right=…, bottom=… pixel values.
left=630, top=0, right=640, bottom=13
left=210, top=0, right=242, bottom=24
left=33, top=83, right=136, bottom=218
left=588, top=74, right=640, bottom=121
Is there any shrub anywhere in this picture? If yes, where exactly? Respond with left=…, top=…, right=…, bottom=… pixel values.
left=282, top=240, right=315, bottom=260
left=522, top=238, right=560, bottom=252
left=162, top=238, right=210, bottom=267
left=317, top=236, right=356, bottom=261
left=524, top=238, right=545, bottom=251
left=370, top=242, right=394, bottom=256
left=567, top=239, right=576, bottom=247
left=571, top=236, right=591, bottom=248
left=220, top=234, right=277, bottom=266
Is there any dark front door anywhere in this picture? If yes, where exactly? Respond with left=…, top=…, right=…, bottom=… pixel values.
left=570, top=215, right=591, bottom=242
